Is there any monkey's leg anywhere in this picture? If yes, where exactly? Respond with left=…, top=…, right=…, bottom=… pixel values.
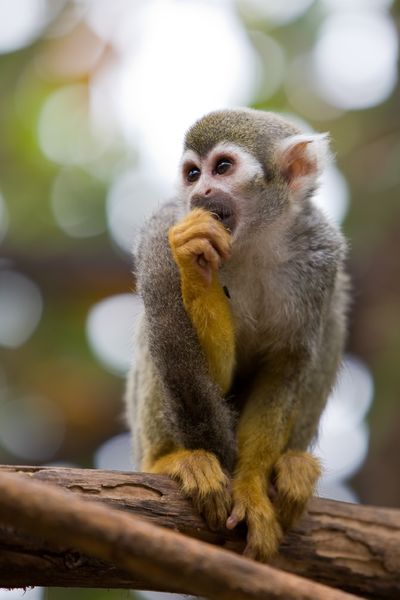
left=272, top=390, right=325, bottom=531
left=273, top=353, right=338, bottom=531
left=227, top=370, right=297, bottom=561
left=146, top=209, right=236, bottom=530
left=168, top=208, right=235, bottom=394
left=273, top=450, right=321, bottom=532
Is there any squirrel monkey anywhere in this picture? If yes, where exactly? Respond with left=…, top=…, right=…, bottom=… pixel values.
left=125, top=109, right=348, bottom=560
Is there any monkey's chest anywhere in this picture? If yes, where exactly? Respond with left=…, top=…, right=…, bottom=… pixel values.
left=223, top=275, right=292, bottom=364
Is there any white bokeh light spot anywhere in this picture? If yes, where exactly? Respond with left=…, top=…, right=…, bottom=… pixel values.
left=84, top=0, right=146, bottom=54
left=321, top=0, right=394, bottom=11
left=317, top=480, right=359, bottom=504
left=107, top=169, right=168, bottom=254
left=316, top=421, right=369, bottom=483
left=94, top=432, right=133, bottom=471
left=313, top=12, right=398, bottom=110
left=38, top=84, right=107, bottom=166
left=0, top=588, right=43, bottom=600
left=51, top=168, right=106, bottom=238
left=0, top=0, right=47, bottom=54
left=86, top=293, right=143, bottom=376
left=316, top=356, right=374, bottom=489
left=320, top=356, right=374, bottom=436
left=313, top=164, right=349, bottom=224
left=0, top=271, right=43, bottom=348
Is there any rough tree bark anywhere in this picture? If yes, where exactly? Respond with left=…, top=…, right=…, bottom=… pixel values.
left=0, top=466, right=398, bottom=599
left=0, top=468, right=360, bottom=600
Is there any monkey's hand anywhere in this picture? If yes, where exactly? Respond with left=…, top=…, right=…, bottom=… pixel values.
left=274, top=450, right=321, bottom=531
left=149, top=449, right=231, bottom=531
left=227, top=475, right=283, bottom=561
left=168, top=208, right=231, bottom=287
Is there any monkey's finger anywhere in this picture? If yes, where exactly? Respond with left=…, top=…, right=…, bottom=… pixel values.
left=173, top=208, right=230, bottom=241
left=171, top=220, right=231, bottom=261
left=243, top=526, right=268, bottom=562
left=195, top=489, right=231, bottom=532
left=226, top=503, right=246, bottom=529
left=197, top=240, right=222, bottom=271
left=242, top=540, right=271, bottom=563
left=191, top=490, right=227, bottom=530
left=212, top=495, right=231, bottom=530
left=174, top=465, right=201, bottom=495
left=195, top=257, right=212, bottom=286
left=179, top=239, right=222, bottom=274
left=242, top=528, right=276, bottom=562
left=205, top=479, right=232, bottom=529
left=173, top=231, right=230, bottom=263
left=171, top=213, right=223, bottom=239
left=202, top=497, right=221, bottom=532
left=243, top=541, right=257, bottom=560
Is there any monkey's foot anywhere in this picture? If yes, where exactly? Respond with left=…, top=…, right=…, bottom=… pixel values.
left=168, top=208, right=231, bottom=286
left=149, top=449, right=231, bottom=531
left=274, top=450, right=321, bottom=531
left=227, top=481, right=282, bottom=561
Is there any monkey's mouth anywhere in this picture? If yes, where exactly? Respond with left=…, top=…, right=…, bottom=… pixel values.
left=210, top=205, right=236, bottom=233
left=191, top=196, right=237, bottom=233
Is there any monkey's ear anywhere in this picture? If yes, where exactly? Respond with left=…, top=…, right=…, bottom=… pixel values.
left=276, top=133, right=330, bottom=197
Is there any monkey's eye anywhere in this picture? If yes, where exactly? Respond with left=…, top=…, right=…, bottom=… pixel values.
left=215, top=158, right=233, bottom=175
left=186, top=166, right=201, bottom=183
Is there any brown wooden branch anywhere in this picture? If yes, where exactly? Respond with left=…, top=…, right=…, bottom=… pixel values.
left=0, top=466, right=398, bottom=599
left=0, top=468, right=360, bottom=600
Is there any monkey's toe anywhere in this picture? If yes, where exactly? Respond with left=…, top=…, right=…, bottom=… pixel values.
left=192, top=482, right=232, bottom=531
left=243, top=515, right=282, bottom=562
left=184, top=450, right=232, bottom=530
left=229, top=484, right=283, bottom=561
left=274, top=450, right=321, bottom=530
left=150, top=448, right=232, bottom=531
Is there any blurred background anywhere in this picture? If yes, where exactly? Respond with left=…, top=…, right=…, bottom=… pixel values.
left=0, top=0, right=399, bottom=598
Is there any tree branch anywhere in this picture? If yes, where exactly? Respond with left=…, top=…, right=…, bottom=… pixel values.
left=0, top=466, right=398, bottom=598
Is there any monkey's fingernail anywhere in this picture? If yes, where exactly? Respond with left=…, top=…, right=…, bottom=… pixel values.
left=196, top=260, right=212, bottom=285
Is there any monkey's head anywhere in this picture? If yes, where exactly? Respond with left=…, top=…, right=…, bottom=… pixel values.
left=178, top=108, right=329, bottom=241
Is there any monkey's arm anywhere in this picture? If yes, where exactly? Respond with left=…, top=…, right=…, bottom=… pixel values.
left=168, top=208, right=235, bottom=394
left=136, top=202, right=237, bottom=472
left=134, top=203, right=236, bottom=530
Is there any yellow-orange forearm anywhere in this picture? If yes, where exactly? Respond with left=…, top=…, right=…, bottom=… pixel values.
left=168, top=210, right=235, bottom=394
